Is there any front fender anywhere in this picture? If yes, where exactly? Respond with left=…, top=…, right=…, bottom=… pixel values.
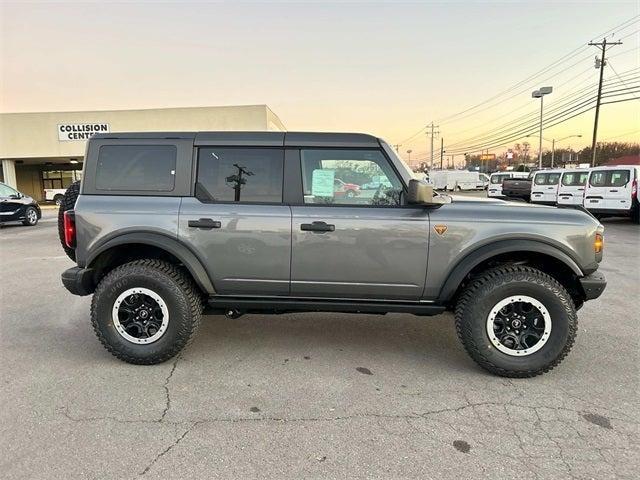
left=436, top=239, right=583, bottom=303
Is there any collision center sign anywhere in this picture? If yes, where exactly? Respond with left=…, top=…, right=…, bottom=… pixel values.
left=58, top=123, right=110, bottom=141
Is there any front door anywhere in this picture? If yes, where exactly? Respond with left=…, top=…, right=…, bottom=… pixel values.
left=179, top=147, right=291, bottom=295
left=0, top=183, right=23, bottom=220
left=290, top=148, right=430, bottom=300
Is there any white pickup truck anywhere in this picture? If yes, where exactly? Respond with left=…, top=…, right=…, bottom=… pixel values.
left=44, top=188, right=68, bottom=205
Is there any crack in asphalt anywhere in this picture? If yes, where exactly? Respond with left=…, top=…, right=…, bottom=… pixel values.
left=138, top=423, right=198, bottom=476
left=159, top=356, right=181, bottom=422
left=57, top=376, right=639, bottom=479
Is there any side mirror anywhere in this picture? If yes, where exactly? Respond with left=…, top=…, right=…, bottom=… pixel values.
left=407, top=179, right=451, bottom=205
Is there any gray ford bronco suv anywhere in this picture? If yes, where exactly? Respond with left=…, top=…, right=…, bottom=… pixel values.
left=60, top=132, right=606, bottom=377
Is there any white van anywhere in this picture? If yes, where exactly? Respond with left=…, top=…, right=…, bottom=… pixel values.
left=429, top=170, right=483, bottom=191
left=487, top=171, right=528, bottom=198
left=557, top=169, right=590, bottom=206
left=530, top=169, right=563, bottom=205
left=584, top=165, right=640, bottom=222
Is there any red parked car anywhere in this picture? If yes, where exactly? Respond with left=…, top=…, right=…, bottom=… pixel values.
left=334, top=178, right=360, bottom=198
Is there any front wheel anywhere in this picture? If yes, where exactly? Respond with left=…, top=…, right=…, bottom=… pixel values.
left=455, top=265, right=577, bottom=378
left=54, top=194, right=64, bottom=206
left=22, top=206, right=38, bottom=226
left=91, top=259, right=203, bottom=364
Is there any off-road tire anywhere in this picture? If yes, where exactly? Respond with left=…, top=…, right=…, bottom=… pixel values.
left=455, top=265, right=577, bottom=378
left=53, top=194, right=64, bottom=206
left=91, top=259, right=203, bottom=365
left=22, top=206, right=39, bottom=226
left=57, top=181, right=80, bottom=261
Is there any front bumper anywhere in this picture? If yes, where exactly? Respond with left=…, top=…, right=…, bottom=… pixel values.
left=61, top=267, right=95, bottom=296
left=579, top=271, right=606, bottom=300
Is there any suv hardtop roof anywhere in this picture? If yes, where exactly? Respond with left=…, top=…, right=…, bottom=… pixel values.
left=90, top=131, right=381, bottom=148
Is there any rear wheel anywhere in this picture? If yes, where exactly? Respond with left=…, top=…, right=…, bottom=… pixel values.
left=455, top=265, right=577, bottom=378
left=91, top=259, right=203, bottom=365
left=57, top=181, right=80, bottom=261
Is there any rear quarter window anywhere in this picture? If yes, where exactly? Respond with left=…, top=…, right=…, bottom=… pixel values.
left=95, top=145, right=177, bottom=191
left=491, top=174, right=509, bottom=184
left=589, top=170, right=630, bottom=187
left=534, top=173, right=561, bottom=185
left=561, top=172, right=588, bottom=186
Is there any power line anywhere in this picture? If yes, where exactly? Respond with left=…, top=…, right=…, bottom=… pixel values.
left=607, top=61, right=639, bottom=99
left=443, top=76, right=639, bottom=151
left=444, top=87, right=639, bottom=155
left=430, top=15, right=639, bottom=125
left=396, top=16, right=640, bottom=148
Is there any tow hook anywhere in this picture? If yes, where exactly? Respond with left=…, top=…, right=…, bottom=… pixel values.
left=225, top=309, right=243, bottom=319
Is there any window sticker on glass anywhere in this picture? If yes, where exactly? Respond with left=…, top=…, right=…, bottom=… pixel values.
left=311, top=169, right=336, bottom=197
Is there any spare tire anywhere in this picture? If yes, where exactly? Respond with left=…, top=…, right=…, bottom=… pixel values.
left=58, top=181, right=81, bottom=261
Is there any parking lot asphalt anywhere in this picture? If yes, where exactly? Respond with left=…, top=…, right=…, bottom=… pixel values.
left=1, top=207, right=638, bottom=480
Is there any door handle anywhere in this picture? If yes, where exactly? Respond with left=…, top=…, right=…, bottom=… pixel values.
left=301, top=221, right=335, bottom=233
left=609, top=189, right=618, bottom=192
left=188, top=218, right=221, bottom=229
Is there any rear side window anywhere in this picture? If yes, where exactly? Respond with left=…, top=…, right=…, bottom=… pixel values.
left=534, top=173, right=561, bottom=185
left=196, top=148, right=283, bottom=203
left=96, top=145, right=176, bottom=191
left=490, top=174, right=510, bottom=184
left=561, top=172, right=588, bottom=186
left=590, top=170, right=630, bottom=187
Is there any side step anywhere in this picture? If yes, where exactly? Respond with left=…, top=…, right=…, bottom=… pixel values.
left=206, top=296, right=446, bottom=316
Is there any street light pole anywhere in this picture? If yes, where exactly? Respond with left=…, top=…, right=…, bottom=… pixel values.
left=526, top=133, right=581, bottom=168
left=532, top=87, right=553, bottom=168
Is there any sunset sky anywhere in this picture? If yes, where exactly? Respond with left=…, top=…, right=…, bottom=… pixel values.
left=1, top=0, right=638, bottom=165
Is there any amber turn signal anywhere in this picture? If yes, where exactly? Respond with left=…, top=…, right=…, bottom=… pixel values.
left=594, top=233, right=603, bottom=254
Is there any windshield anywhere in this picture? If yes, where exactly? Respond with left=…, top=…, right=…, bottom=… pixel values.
left=379, top=140, right=415, bottom=184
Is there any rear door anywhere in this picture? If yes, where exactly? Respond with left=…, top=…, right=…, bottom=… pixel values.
left=179, top=146, right=291, bottom=295
left=605, top=168, right=633, bottom=211
left=531, top=172, right=560, bottom=203
left=585, top=168, right=633, bottom=211
left=289, top=148, right=429, bottom=300
left=558, top=171, right=588, bottom=206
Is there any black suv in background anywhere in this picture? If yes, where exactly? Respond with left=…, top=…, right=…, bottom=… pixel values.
left=0, top=182, right=41, bottom=226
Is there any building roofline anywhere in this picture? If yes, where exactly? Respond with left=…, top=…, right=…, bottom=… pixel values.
left=0, top=104, right=272, bottom=116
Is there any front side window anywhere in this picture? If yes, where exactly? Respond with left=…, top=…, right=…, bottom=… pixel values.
left=196, top=148, right=283, bottom=203
left=0, top=183, right=19, bottom=197
left=561, top=172, right=588, bottom=186
left=96, top=145, right=176, bottom=191
left=300, top=149, right=403, bottom=206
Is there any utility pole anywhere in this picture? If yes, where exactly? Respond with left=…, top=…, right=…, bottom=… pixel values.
left=426, top=122, right=440, bottom=171
left=589, top=37, right=622, bottom=167
left=392, top=144, right=402, bottom=154
left=440, top=138, right=444, bottom=169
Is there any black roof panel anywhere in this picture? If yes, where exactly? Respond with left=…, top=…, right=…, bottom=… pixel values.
left=91, top=131, right=381, bottom=148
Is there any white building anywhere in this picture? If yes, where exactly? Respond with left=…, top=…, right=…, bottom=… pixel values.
left=0, top=105, right=286, bottom=201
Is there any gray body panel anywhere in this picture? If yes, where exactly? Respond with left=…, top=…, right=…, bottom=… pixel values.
left=71, top=131, right=604, bottom=307
left=178, top=198, right=291, bottom=295
left=74, top=195, right=182, bottom=267
left=290, top=206, right=430, bottom=299
left=424, top=198, right=601, bottom=299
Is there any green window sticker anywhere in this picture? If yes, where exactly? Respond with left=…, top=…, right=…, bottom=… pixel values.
left=311, top=169, right=335, bottom=197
